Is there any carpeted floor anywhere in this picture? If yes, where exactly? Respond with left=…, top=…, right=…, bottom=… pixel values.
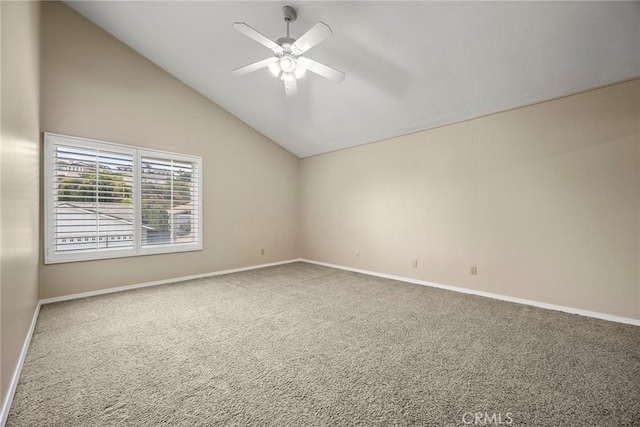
left=7, top=262, right=640, bottom=426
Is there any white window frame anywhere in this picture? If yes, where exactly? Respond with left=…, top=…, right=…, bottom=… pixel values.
left=44, top=133, right=203, bottom=264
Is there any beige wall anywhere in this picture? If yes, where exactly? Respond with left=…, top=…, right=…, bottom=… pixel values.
left=301, top=80, right=640, bottom=320
left=39, top=2, right=300, bottom=299
left=29, top=3, right=640, bottom=319
left=1, top=0, right=41, bottom=408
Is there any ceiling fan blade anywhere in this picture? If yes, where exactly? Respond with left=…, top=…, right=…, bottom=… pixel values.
left=283, top=74, right=297, bottom=97
left=291, top=22, right=332, bottom=55
left=305, top=58, right=345, bottom=83
left=232, top=57, right=278, bottom=76
left=233, top=22, right=283, bottom=54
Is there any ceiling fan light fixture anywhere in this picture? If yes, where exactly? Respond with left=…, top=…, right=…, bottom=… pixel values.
left=268, top=62, right=281, bottom=77
left=280, top=55, right=296, bottom=73
left=294, top=57, right=307, bottom=79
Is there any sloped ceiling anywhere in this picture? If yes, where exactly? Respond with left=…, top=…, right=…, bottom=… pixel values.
left=66, top=1, right=640, bottom=158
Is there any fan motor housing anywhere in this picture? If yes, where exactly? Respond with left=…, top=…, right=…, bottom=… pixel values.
left=276, top=36, right=296, bottom=49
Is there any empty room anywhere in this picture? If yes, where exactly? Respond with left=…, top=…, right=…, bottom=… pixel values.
left=1, top=1, right=639, bottom=426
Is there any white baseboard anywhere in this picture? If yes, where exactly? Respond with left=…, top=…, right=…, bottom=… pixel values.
left=0, top=301, right=41, bottom=427
left=301, top=259, right=640, bottom=327
left=40, top=259, right=302, bottom=305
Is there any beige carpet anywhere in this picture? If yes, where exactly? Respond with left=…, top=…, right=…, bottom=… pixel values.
left=7, top=262, right=640, bottom=426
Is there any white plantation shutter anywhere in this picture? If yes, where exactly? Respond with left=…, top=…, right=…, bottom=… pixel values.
left=47, top=139, right=136, bottom=261
left=140, top=153, right=200, bottom=250
left=45, top=134, right=202, bottom=264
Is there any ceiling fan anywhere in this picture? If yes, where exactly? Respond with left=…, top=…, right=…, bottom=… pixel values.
left=232, top=5, right=345, bottom=96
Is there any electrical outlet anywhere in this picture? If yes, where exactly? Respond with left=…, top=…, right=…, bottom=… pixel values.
left=261, top=248, right=265, bottom=255
left=412, top=259, right=418, bottom=268
left=470, top=265, right=478, bottom=276
left=355, top=251, right=360, bottom=258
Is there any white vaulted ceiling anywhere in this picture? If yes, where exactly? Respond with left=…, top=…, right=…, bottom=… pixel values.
left=66, top=1, right=640, bottom=158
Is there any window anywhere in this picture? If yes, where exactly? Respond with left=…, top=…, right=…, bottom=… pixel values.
left=45, top=133, right=202, bottom=263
